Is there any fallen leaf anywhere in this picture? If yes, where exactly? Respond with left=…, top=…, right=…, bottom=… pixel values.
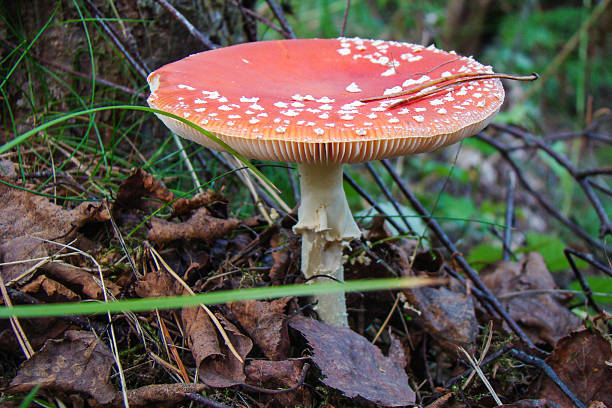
left=0, top=182, right=107, bottom=283
left=133, top=270, right=184, bottom=298
left=8, top=330, right=116, bottom=404
left=289, top=316, right=415, bottom=406
left=43, top=261, right=121, bottom=299
left=148, top=207, right=239, bottom=244
left=481, top=252, right=582, bottom=345
left=245, top=359, right=311, bottom=407
left=539, top=328, right=612, bottom=407
left=182, top=307, right=252, bottom=387
left=229, top=298, right=291, bottom=360
left=21, top=274, right=79, bottom=302
left=114, top=168, right=174, bottom=211
left=172, top=189, right=228, bottom=216
left=110, top=383, right=208, bottom=407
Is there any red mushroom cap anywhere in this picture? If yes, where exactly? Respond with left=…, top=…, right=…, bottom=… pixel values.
left=148, top=38, right=504, bottom=164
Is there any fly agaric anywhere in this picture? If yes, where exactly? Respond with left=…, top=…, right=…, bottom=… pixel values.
left=147, top=38, right=527, bottom=327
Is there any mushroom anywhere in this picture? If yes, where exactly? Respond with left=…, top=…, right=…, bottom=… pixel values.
left=147, top=38, right=507, bottom=327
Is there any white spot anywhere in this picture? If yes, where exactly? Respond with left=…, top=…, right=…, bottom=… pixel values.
left=274, top=102, right=289, bottom=108
left=414, top=107, right=426, bottom=112
left=314, top=128, right=325, bottom=135
left=297, top=120, right=305, bottom=125
left=273, top=118, right=281, bottom=123
left=228, top=114, right=241, bottom=119
left=364, top=122, right=373, bottom=126
left=202, top=90, right=220, bottom=99
left=337, top=48, right=351, bottom=56
left=430, top=99, right=444, bottom=106
left=402, top=75, right=431, bottom=87
left=306, top=121, right=315, bottom=126
left=367, top=113, right=378, bottom=119
left=473, top=92, right=483, bottom=98
left=194, top=98, right=207, bottom=104
left=413, top=115, right=425, bottom=122
left=281, top=110, right=300, bottom=117
left=397, top=108, right=410, bottom=115
left=388, top=118, right=399, bottom=123
left=384, top=86, right=403, bottom=95
left=276, top=126, right=287, bottom=133
left=306, top=108, right=321, bottom=113
left=218, top=105, right=232, bottom=111
left=208, top=112, right=218, bottom=117
left=257, top=112, right=268, bottom=117
left=318, top=113, right=330, bottom=119
left=195, top=107, right=206, bottom=112
left=456, top=87, right=468, bottom=96
left=218, top=96, right=228, bottom=103
left=303, top=94, right=315, bottom=101
left=437, top=108, right=447, bottom=114
left=178, top=84, right=195, bottom=90
left=407, top=55, right=423, bottom=62
left=317, top=96, right=335, bottom=103
left=325, top=123, right=335, bottom=127
left=250, top=103, right=265, bottom=111
left=477, top=100, right=486, bottom=107
left=242, top=58, right=250, bottom=64
left=291, top=102, right=305, bottom=108
left=319, top=104, right=333, bottom=111
left=381, top=67, right=396, bottom=77
left=291, top=94, right=304, bottom=101
left=227, top=121, right=235, bottom=126
left=441, top=71, right=452, bottom=78
left=183, top=112, right=191, bottom=118
left=340, top=114, right=355, bottom=120
left=346, top=82, right=362, bottom=93
left=355, top=129, right=367, bottom=136
left=240, top=96, right=259, bottom=103
left=201, top=119, right=209, bottom=125
left=249, top=118, right=260, bottom=124
left=453, top=105, right=466, bottom=110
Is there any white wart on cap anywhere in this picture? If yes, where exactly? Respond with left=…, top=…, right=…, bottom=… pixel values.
left=147, top=38, right=504, bottom=164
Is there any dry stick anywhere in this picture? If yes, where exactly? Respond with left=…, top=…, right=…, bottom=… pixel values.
left=380, top=159, right=538, bottom=350
left=503, top=171, right=516, bottom=261
left=154, top=0, right=217, bottom=49
left=343, top=172, right=408, bottom=236
left=457, top=346, right=502, bottom=406
left=82, top=0, right=149, bottom=78
left=265, top=0, right=296, bottom=39
left=475, top=133, right=606, bottom=253
left=340, top=0, right=351, bottom=37
left=225, top=0, right=289, bottom=37
left=184, top=393, right=232, bottom=408
left=543, top=114, right=611, bottom=143
left=365, top=162, right=416, bottom=235
left=492, top=123, right=612, bottom=238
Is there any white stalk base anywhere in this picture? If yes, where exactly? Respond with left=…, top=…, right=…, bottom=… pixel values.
left=293, top=162, right=361, bottom=327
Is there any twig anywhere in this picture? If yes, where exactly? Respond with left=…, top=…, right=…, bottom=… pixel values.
left=225, top=0, right=289, bottom=37
left=503, top=171, right=516, bottom=261
left=475, top=133, right=606, bottom=252
left=457, top=346, right=502, bottom=405
left=340, top=0, right=351, bottom=37
left=265, top=0, right=296, bottom=39
left=184, top=393, right=232, bottom=408
left=381, top=159, right=538, bottom=350
left=154, top=0, right=217, bottom=50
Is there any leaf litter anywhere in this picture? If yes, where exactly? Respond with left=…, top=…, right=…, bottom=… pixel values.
left=1, top=165, right=609, bottom=407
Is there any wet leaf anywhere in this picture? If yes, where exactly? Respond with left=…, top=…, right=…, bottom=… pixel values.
left=8, top=330, right=116, bottom=404
left=539, top=328, right=612, bottom=407
left=182, top=307, right=252, bottom=387
left=481, top=252, right=581, bottom=345
left=114, top=168, right=174, bottom=211
left=289, top=316, right=415, bottom=406
left=148, top=207, right=239, bottom=244
left=229, top=298, right=291, bottom=360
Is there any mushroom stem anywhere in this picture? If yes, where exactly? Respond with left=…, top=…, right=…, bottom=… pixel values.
left=293, top=162, right=361, bottom=327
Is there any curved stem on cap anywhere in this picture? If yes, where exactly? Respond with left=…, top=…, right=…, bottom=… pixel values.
left=293, top=162, right=361, bottom=327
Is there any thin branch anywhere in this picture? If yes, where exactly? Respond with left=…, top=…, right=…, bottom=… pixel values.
left=154, top=0, right=217, bottom=50
left=265, top=0, right=296, bottom=39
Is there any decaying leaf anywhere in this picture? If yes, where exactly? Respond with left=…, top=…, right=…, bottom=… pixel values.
left=148, top=207, right=239, bottom=244
left=182, top=307, right=252, bottom=387
left=172, top=189, right=228, bottom=216
left=289, top=316, right=415, bottom=407
left=481, top=252, right=582, bottom=345
left=8, top=330, right=116, bottom=404
left=539, top=328, right=612, bottom=407
left=133, top=270, right=184, bottom=298
left=43, top=261, right=121, bottom=299
left=245, top=359, right=311, bottom=407
left=114, top=168, right=174, bottom=211
left=0, top=182, right=107, bottom=283
left=229, top=298, right=291, bottom=360
left=20, top=274, right=79, bottom=302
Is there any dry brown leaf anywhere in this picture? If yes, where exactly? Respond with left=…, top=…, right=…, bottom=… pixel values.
left=289, top=316, right=415, bottom=407
left=111, top=383, right=208, bottom=407
left=21, top=274, right=79, bottom=302
left=229, top=298, right=291, bottom=360
left=172, top=189, right=227, bottom=216
left=182, top=307, right=252, bottom=387
left=481, top=252, right=582, bottom=345
left=133, top=270, right=184, bottom=298
left=539, top=328, right=612, bottom=407
left=8, top=330, right=116, bottom=404
left=0, top=182, right=107, bottom=283
left=43, top=261, right=120, bottom=299
left=245, top=359, right=311, bottom=407
left=114, top=168, right=174, bottom=211
left=148, top=207, right=239, bottom=244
